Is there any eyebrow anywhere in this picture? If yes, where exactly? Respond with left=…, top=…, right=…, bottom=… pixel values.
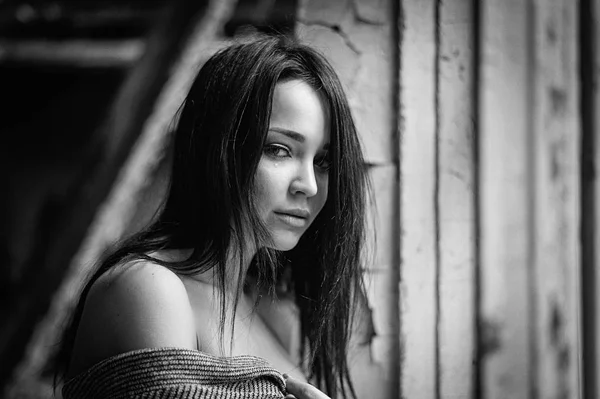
left=268, top=127, right=330, bottom=150
left=268, top=127, right=305, bottom=143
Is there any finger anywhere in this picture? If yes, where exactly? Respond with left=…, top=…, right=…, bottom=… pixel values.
left=284, top=395, right=297, bottom=399
left=284, top=375, right=331, bottom=399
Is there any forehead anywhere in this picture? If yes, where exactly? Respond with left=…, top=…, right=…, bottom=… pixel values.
left=269, top=79, right=330, bottom=144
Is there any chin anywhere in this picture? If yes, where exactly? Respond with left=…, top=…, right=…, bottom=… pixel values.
left=269, top=231, right=302, bottom=251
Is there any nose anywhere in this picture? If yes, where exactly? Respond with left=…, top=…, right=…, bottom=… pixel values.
left=290, top=162, right=318, bottom=197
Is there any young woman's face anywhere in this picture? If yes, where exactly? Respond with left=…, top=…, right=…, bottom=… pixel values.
left=254, top=79, right=330, bottom=251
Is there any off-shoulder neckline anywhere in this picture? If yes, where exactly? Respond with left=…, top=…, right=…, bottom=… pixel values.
left=64, top=346, right=277, bottom=385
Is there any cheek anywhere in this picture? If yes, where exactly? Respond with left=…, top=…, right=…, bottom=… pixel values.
left=254, top=162, right=286, bottom=208
left=252, top=165, right=270, bottom=210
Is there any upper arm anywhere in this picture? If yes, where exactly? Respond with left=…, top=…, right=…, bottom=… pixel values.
left=68, top=261, right=197, bottom=377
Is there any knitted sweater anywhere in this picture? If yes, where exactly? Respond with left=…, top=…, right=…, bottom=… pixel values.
left=62, top=347, right=287, bottom=398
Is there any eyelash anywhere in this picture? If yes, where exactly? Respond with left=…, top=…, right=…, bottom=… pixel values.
left=263, top=144, right=291, bottom=158
left=263, top=144, right=330, bottom=171
left=314, top=153, right=331, bottom=171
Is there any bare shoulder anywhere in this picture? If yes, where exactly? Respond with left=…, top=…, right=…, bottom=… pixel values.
left=68, top=260, right=196, bottom=378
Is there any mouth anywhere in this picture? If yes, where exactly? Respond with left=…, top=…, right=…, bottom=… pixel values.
left=274, top=210, right=310, bottom=228
left=276, top=209, right=310, bottom=218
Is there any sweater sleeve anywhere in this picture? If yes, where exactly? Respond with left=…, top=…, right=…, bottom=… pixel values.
left=62, top=347, right=287, bottom=399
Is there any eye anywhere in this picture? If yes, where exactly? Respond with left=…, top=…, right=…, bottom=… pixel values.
left=314, top=152, right=331, bottom=171
left=263, top=144, right=291, bottom=158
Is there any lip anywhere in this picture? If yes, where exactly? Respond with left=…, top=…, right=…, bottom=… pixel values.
left=274, top=209, right=310, bottom=228
left=275, top=209, right=310, bottom=219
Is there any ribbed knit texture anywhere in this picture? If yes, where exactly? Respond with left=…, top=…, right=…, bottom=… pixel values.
left=62, top=347, right=287, bottom=398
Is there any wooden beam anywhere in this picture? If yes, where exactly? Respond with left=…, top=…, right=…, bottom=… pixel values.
left=0, top=3, right=160, bottom=38
left=0, top=39, right=144, bottom=68
left=2, top=0, right=237, bottom=396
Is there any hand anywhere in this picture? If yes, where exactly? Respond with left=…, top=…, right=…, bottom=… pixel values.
left=283, top=374, right=331, bottom=399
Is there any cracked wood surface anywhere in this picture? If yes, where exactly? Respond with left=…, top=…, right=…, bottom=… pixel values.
left=297, top=0, right=395, bottom=165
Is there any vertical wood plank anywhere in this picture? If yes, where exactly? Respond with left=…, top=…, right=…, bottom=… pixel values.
left=399, top=0, right=437, bottom=398
left=478, top=1, right=532, bottom=398
left=531, top=2, right=581, bottom=398
left=579, top=0, right=596, bottom=397
left=437, top=0, right=476, bottom=397
left=581, top=1, right=598, bottom=397
left=594, top=1, right=600, bottom=395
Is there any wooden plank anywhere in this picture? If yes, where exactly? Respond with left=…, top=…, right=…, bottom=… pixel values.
left=437, top=0, right=476, bottom=397
left=398, top=0, right=437, bottom=397
left=594, top=0, right=600, bottom=395
left=3, top=0, right=236, bottom=396
left=531, top=1, right=581, bottom=398
left=0, top=39, right=144, bottom=68
left=581, top=1, right=600, bottom=397
left=0, top=2, right=161, bottom=38
left=478, top=1, right=532, bottom=398
left=581, top=2, right=599, bottom=396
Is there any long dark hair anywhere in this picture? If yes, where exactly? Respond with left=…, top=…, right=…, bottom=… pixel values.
left=54, top=35, right=367, bottom=399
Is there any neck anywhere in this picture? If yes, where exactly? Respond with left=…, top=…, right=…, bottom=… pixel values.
left=185, top=238, right=258, bottom=298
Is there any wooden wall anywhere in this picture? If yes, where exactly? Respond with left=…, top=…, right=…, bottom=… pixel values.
left=302, top=0, right=591, bottom=398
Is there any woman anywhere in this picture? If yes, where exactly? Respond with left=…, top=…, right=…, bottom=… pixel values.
left=54, top=34, right=368, bottom=399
